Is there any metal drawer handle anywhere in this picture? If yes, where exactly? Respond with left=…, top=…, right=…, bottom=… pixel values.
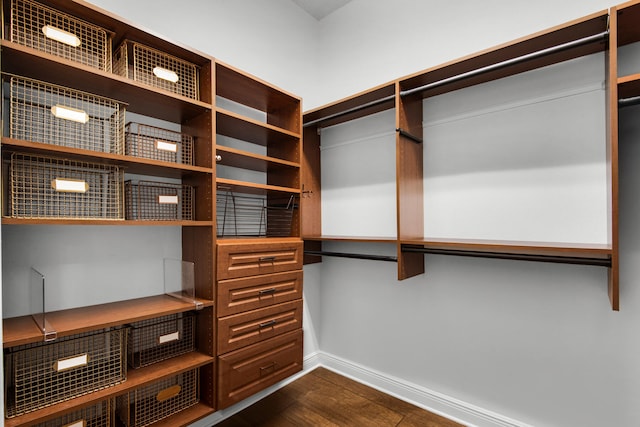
left=260, top=362, right=277, bottom=375
left=259, top=256, right=276, bottom=262
left=258, top=288, right=276, bottom=295
left=259, top=319, right=277, bottom=329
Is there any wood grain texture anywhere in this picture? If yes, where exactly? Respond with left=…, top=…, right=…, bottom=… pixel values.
left=216, top=367, right=462, bottom=427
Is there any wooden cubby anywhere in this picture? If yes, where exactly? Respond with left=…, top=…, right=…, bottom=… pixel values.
left=301, top=8, right=622, bottom=309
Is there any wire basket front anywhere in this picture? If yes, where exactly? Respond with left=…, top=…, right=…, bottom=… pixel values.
left=116, top=368, right=199, bottom=427
left=4, top=328, right=127, bottom=418
left=125, top=122, right=194, bottom=165
left=125, top=180, right=194, bottom=221
left=11, top=0, right=113, bottom=72
left=216, top=189, right=296, bottom=237
left=127, top=313, right=196, bottom=368
left=8, top=75, right=125, bottom=154
left=113, top=41, right=199, bottom=100
left=35, top=397, right=115, bottom=427
left=9, top=152, right=125, bottom=220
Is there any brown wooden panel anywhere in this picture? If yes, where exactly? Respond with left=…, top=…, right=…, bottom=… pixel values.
left=608, top=8, right=620, bottom=310
left=217, top=299, right=303, bottom=354
left=217, top=329, right=303, bottom=409
left=217, top=239, right=303, bottom=280
left=617, top=0, right=640, bottom=46
left=301, top=126, right=322, bottom=239
left=217, top=271, right=303, bottom=317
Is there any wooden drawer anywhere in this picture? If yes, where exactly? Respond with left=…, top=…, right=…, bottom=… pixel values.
left=217, top=240, right=303, bottom=280
left=217, top=270, right=303, bottom=317
left=217, top=299, right=303, bottom=354
left=217, top=329, right=303, bottom=409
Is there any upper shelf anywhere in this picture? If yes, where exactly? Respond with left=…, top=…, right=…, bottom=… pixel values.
left=216, top=61, right=301, bottom=134
left=1, top=42, right=212, bottom=123
left=618, top=74, right=640, bottom=98
left=616, top=0, right=640, bottom=46
left=398, top=10, right=609, bottom=98
left=216, top=108, right=301, bottom=145
left=3, top=294, right=214, bottom=348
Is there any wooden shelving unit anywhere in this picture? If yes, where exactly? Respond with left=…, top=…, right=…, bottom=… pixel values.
left=302, top=8, right=621, bottom=309
left=1, top=0, right=217, bottom=425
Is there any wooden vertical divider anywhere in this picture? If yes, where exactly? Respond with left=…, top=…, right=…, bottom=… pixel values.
left=302, top=124, right=323, bottom=264
left=396, top=83, right=425, bottom=279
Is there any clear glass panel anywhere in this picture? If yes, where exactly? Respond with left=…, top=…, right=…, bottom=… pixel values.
left=30, top=266, right=57, bottom=341
left=163, top=258, right=201, bottom=309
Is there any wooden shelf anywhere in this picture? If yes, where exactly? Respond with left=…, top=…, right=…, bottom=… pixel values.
left=0, top=42, right=212, bottom=123
left=617, top=0, right=640, bottom=46
left=1, top=218, right=213, bottom=226
left=1, top=138, right=213, bottom=178
left=402, top=238, right=612, bottom=265
left=618, top=73, right=640, bottom=99
left=398, top=10, right=608, bottom=98
left=217, top=178, right=300, bottom=196
left=217, top=108, right=300, bottom=146
left=4, top=351, right=214, bottom=427
left=216, top=145, right=299, bottom=172
left=216, top=61, right=300, bottom=131
left=3, top=294, right=214, bottom=348
left=303, top=235, right=397, bottom=243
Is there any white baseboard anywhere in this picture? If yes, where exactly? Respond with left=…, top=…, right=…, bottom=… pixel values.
left=317, top=351, right=534, bottom=427
left=197, top=350, right=531, bottom=427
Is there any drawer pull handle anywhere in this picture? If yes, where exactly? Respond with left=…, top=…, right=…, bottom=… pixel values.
left=259, top=288, right=277, bottom=295
left=259, top=319, right=277, bottom=329
left=259, top=256, right=276, bottom=262
left=260, top=362, right=277, bottom=375
left=158, top=331, right=180, bottom=344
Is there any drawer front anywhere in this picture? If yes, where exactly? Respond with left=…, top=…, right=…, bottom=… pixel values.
left=217, top=270, right=303, bottom=317
left=217, top=240, right=303, bottom=280
left=217, top=329, right=303, bottom=409
left=217, top=299, right=303, bottom=355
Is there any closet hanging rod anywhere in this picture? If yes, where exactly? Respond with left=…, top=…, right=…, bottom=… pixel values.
left=619, top=96, right=640, bottom=108
left=399, top=31, right=609, bottom=98
left=402, top=246, right=611, bottom=267
left=304, top=95, right=396, bottom=128
left=304, top=250, right=398, bottom=262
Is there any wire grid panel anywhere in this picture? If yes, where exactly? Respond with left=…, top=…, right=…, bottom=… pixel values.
left=125, top=181, right=194, bottom=221
left=125, top=122, right=194, bottom=165
left=216, top=190, right=296, bottom=237
left=113, top=41, right=200, bottom=100
left=35, top=397, right=115, bottom=427
left=11, top=0, right=112, bottom=72
left=117, top=368, right=199, bottom=427
left=9, top=75, right=125, bottom=154
left=10, top=153, right=125, bottom=220
left=4, top=328, right=127, bottom=418
left=128, top=312, right=195, bottom=368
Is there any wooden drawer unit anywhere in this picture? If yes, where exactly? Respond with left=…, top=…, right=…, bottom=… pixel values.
left=217, top=270, right=303, bottom=317
left=217, top=239, right=303, bottom=280
left=217, top=329, right=303, bottom=408
left=217, top=299, right=303, bottom=354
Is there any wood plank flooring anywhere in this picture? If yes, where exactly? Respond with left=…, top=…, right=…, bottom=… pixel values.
left=214, top=367, right=464, bottom=426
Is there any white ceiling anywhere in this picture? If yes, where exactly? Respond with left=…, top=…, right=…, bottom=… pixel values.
left=291, top=0, right=352, bottom=20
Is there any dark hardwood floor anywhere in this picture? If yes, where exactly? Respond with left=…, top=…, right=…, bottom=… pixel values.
left=214, top=367, right=464, bottom=426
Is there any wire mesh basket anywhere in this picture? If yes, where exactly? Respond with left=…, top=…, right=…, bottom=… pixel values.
left=116, top=368, right=199, bottom=427
left=35, top=398, right=116, bottom=427
left=9, top=152, right=125, bottom=220
left=8, top=75, right=125, bottom=154
left=216, top=188, right=296, bottom=237
left=113, top=40, right=200, bottom=100
left=4, top=328, right=127, bottom=418
left=125, top=122, right=193, bottom=165
left=125, top=180, right=194, bottom=221
left=128, top=312, right=195, bottom=369
left=10, top=0, right=113, bottom=72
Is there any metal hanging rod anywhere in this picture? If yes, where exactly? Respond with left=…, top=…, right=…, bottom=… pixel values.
left=400, top=31, right=609, bottom=98
left=396, top=128, right=423, bottom=144
left=304, top=94, right=396, bottom=128
left=402, top=246, right=611, bottom=267
left=619, top=96, right=640, bottom=108
left=304, top=250, right=398, bottom=262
